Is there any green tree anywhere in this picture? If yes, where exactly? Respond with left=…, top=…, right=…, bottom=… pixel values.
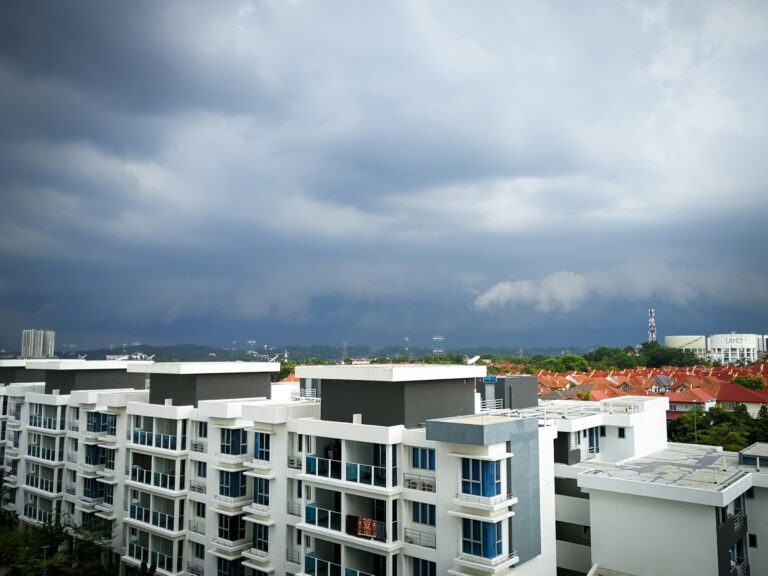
left=732, top=375, right=766, bottom=391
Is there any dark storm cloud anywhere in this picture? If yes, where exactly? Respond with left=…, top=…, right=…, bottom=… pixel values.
left=1, top=0, right=767, bottom=350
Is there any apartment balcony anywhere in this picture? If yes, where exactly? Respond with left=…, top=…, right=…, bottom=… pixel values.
left=25, top=474, right=60, bottom=495
left=27, top=445, right=64, bottom=465
left=242, top=547, right=271, bottom=566
left=190, top=440, right=207, bottom=454
left=6, top=420, right=21, bottom=431
left=187, top=561, right=204, bottom=576
left=212, top=492, right=250, bottom=509
left=345, top=515, right=388, bottom=543
left=131, top=430, right=184, bottom=454
left=305, top=504, right=342, bottom=533
left=454, top=491, right=517, bottom=512
left=454, top=550, right=519, bottom=573
left=403, top=473, right=436, bottom=493
left=66, top=452, right=77, bottom=465
left=403, top=527, right=436, bottom=549
left=244, top=456, right=271, bottom=471
left=97, top=465, right=117, bottom=478
left=5, top=444, right=19, bottom=457
left=243, top=500, right=271, bottom=519
left=188, top=519, right=206, bottom=535
left=344, top=462, right=391, bottom=489
left=68, top=421, right=80, bottom=432
left=302, top=553, right=341, bottom=576
left=95, top=500, right=116, bottom=519
left=22, top=504, right=51, bottom=526
left=288, top=455, right=303, bottom=470
left=81, top=427, right=106, bottom=441
left=65, top=486, right=77, bottom=496
left=128, top=504, right=183, bottom=537
left=286, top=548, right=301, bottom=564
left=128, top=466, right=184, bottom=494
left=211, top=535, right=250, bottom=556
left=287, top=501, right=302, bottom=517
left=189, top=479, right=206, bottom=494
left=306, top=456, right=342, bottom=481
left=98, top=433, right=118, bottom=446
left=4, top=473, right=18, bottom=486
left=214, top=451, right=250, bottom=467
left=28, top=415, right=66, bottom=433
left=80, top=461, right=106, bottom=476
left=730, top=561, right=750, bottom=576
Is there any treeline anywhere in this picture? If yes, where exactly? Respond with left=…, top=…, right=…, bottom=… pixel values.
left=0, top=510, right=117, bottom=576
left=668, top=405, right=768, bottom=452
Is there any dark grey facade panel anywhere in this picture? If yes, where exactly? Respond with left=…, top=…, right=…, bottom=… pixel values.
left=0, top=367, right=45, bottom=385
left=556, top=567, right=588, bottom=576
left=320, top=379, right=405, bottom=426
left=44, top=369, right=146, bottom=394
left=509, top=424, right=542, bottom=564
left=148, top=372, right=271, bottom=406
left=716, top=507, right=749, bottom=576
left=149, top=374, right=197, bottom=406
left=403, top=379, right=474, bottom=429
left=319, top=378, right=474, bottom=427
left=426, top=414, right=537, bottom=446
left=555, top=520, right=591, bottom=547
left=554, top=477, right=589, bottom=500
left=554, top=432, right=581, bottom=465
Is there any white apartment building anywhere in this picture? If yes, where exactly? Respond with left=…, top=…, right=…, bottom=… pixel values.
left=3, top=359, right=768, bottom=576
left=665, top=333, right=768, bottom=364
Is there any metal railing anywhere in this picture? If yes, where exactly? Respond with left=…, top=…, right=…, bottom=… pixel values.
left=303, top=555, right=341, bottom=576
left=189, top=479, right=206, bottom=494
left=214, top=492, right=250, bottom=505
left=291, top=388, right=320, bottom=402
left=404, top=527, right=436, bottom=548
left=287, top=455, right=303, bottom=469
left=286, top=548, right=300, bottom=564
left=458, top=550, right=518, bottom=567
left=456, top=491, right=515, bottom=506
left=187, top=562, right=204, bottom=576
left=403, top=473, right=435, bottom=492
left=287, top=501, right=301, bottom=516
left=188, top=519, right=205, bottom=534
left=345, top=462, right=387, bottom=487
left=214, top=452, right=249, bottom=463
left=191, top=440, right=207, bottom=453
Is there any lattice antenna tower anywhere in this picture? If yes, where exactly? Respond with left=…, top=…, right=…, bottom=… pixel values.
left=432, top=335, right=445, bottom=360
left=404, top=337, right=411, bottom=362
left=648, top=307, right=657, bottom=343
left=341, top=341, right=348, bottom=363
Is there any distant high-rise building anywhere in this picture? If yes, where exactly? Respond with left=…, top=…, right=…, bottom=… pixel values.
left=20, top=329, right=55, bottom=358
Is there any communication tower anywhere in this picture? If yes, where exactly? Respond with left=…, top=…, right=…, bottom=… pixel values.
left=648, top=308, right=657, bottom=343
left=432, top=335, right=445, bottom=360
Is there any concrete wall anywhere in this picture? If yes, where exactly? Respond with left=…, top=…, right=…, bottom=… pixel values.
left=148, top=372, right=271, bottom=406
left=590, top=490, right=719, bottom=576
left=509, top=418, right=542, bottom=564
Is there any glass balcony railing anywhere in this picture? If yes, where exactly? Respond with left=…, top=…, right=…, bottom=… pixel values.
left=345, top=462, right=387, bottom=487
left=305, top=504, right=342, bottom=532
left=130, top=466, right=152, bottom=485
left=152, top=510, right=175, bottom=531
left=306, top=456, right=342, bottom=480
left=304, top=554, right=341, bottom=576
left=128, top=542, right=149, bottom=564
left=129, top=503, right=151, bottom=523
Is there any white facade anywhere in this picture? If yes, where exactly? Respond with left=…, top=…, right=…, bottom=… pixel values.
left=665, top=332, right=768, bottom=364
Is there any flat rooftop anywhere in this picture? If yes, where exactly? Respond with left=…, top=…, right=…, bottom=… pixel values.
left=741, top=443, right=768, bottom=459
left=127, top=361, right=279, bottom=375
left=516, top=396, right=665, bottom=421
left=577, top=443, right=746, bottom=493
left=0, top=360, right=28, bottom=367
left=26, top=359, right=154, bottom=371
left=295, top=364, right=485, bottom=382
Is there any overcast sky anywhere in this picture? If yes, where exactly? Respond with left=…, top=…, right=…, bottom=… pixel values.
left=1, top=0, right=767, bottom=352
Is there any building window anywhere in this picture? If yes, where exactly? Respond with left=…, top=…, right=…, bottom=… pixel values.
left=599, top=426, right=606, bottom=437
left=254, top=432, right=271, bottom=461
left=749, top=534, right=758, bottom=548
left=254, top=478, right=270, bottom=506
left=253, top=522, right=269, bottom=553
left=618, top=427, right=626, bottom=439
left=198, top=421, right=208, bottom=438
left=412, top=447, right=435, bottom=470
left=195, top=501, right=206, bottom=518
left=197, top=461, right=207, bottom=479
left=193, top=541, right=205, bottom=560
left=219, top=470, right=247, bottom=498
left=412, top=502, right=436, bottom=526
left=461, top=459, right=501, bottom=497
left=218, top=513, right=246, bottom=542
left=216, top=557, right=244, bottom=576
left=221, top=428, right=247, bottom=456
left=412, top=558, right=436, bottom=576
left=746, top=487, right=755, bottom=499
left=462, top=519, right=502, bottom=559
